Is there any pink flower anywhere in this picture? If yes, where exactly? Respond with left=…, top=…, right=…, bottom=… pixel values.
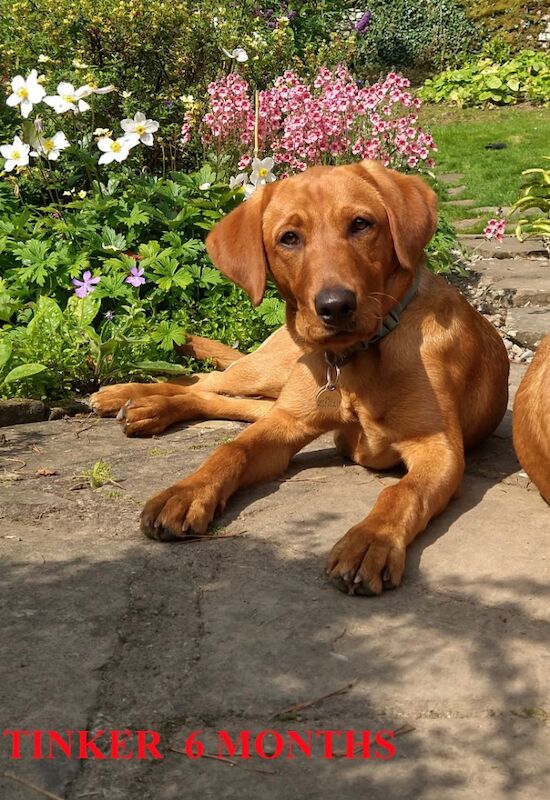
left=126, top=266, right=146, bottom=287
left=483, top=219, right=506, bottom=242
left=72, top=271, right=100, bottom=298
left=182, top=66, right=436, bottom=175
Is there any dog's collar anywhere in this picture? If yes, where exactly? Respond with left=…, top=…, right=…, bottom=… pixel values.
left=325, top=271, right=421, bottom=368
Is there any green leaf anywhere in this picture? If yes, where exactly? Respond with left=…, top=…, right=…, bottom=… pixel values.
left=133, top=360, right=190, bottom=375
left=67, top=294, right=101, bottom=326
left=101, top=226, right=127, bottom=252
left=124, top=203, right=150, bottom=228
left=151, top=321, right=186, bottom=350
left=0, top=340, right=13, bottom=369
left=27, top=296, right=63, bottom=337
left=2, top=363, right=47, bottom=385
left=485, top=75, right=501, bottom=89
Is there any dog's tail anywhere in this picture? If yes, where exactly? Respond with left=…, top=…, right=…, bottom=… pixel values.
left=176, top=335, right=245, bottom=371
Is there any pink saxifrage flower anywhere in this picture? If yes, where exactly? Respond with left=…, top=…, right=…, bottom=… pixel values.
left=72, top=270, right=101, bottom=298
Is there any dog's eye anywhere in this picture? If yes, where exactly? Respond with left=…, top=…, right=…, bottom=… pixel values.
left=351, top=217, right=372, bottom=233
left=279, top=231, right=300, bottom=247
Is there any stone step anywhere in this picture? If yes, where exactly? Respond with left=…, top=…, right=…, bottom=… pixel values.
left=446, top=198, right=475, bottom=207
left=505, top=306, right=550, bottom=348
left=472, top=257, right=550, bottom=307
left=458, top=235, right=549, bottom=259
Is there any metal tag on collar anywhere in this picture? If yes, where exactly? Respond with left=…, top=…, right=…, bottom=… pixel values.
left=316, top=352, right=342, bottom=411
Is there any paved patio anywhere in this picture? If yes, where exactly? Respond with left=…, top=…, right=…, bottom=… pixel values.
left=1, top=359, right=549, bottom=799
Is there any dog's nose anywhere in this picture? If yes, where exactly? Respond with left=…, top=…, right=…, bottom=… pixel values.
left=314, top=287, right=357, bottom=326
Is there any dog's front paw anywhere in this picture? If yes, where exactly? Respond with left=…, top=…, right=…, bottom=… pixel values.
left=326, top=525, right=405, bottom=596
left=89, top=384, right=148, bottom=417
left=141, top=479, right=220, bottom=542
left=116, top=396, right=180, bottom=437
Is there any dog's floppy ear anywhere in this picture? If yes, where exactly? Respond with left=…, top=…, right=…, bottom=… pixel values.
left=352, top=160, right=437, bottom=272
left=206, top=186, right=272, bottom=306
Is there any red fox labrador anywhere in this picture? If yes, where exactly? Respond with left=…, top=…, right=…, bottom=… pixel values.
left=90, top=160, right=509, bottom=596
left=513, top=333, right=550, bottom=504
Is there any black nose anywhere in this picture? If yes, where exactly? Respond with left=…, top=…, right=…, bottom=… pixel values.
left=314, top=287, right=357, bottom=326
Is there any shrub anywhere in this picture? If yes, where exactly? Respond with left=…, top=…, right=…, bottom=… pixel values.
left=419, top=50, right=550, bottom=106
left=350, top=0, right=478, bottom=80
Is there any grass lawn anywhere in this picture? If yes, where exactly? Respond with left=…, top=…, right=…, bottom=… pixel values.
left=419, top=104, right=550, bottom=232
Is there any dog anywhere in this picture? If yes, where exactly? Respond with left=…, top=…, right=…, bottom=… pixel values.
left=90, top=160, right=510, bottom=596
left=513, top=333, right=550, bottom=504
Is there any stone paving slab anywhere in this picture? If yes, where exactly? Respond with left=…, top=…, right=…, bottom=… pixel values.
left=1, top=364, right=549, bottom=799
left=472, top=257, right=550, bottom=307
left=505, top=307, right=550, bottom=347
left=459, top=236, right=549, bottom=260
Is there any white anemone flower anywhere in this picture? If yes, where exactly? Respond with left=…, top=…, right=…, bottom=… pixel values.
left=120, top=112, right=159, bottom=146
left=222, top=47, right=249, bottom=62
left=229, top=172, right=248, bottom=189
left=250, top=156, right=275, bottom=185
left=0, top=136, right=31, bottom=171
left=44, top=82, right=93, bottom=114
left=97, top=134, right=138, bottom=165
left=31, top=131, right=70, bottom=161
left=6, top=70, right=46, bottom=118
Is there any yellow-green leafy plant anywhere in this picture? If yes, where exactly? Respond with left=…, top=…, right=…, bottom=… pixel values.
left=512, top=158, right=550, bottom=242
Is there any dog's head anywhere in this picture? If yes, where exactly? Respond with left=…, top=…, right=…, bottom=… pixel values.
left=206, top=160, right=437, bottom=350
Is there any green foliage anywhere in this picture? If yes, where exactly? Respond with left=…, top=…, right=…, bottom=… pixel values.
left=0, top=0, right=355, bottom=150
left=461, top=0, right=547, bottom=53
left=426, top=210, right=462, bottom=274
left=420, top=50, right=550, bottom=107
left=0, top=168, right=281, bottom=399
left=352, top=0, right=478, bottom=80
left=511, top=158, right=550, bottom=241
left=0, top=338, right=46, bottom=389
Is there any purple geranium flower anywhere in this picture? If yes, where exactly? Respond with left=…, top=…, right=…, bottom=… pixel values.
left=126, top=266, right=146, bottom=287
left=104, top=310, right=114, bottom=321
left=355, top=11, right=372, bottom=34
left=72, top=270, right=101, bottom=298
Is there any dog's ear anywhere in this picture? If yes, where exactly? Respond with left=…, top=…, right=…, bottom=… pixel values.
left=205, top=186, right=272, bottom=306
left=352, top=160, right=437, bottom=272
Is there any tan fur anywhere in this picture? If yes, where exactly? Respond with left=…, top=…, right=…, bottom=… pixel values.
left=90, top=161, right=509, bottom=596
left=513, top=333, right=550, bottom=504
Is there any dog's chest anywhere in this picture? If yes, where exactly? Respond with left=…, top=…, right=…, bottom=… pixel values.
left=340, top=388, right=387, bottom=432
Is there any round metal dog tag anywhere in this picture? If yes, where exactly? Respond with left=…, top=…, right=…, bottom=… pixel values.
left=316, top=386, right=342, bottom=411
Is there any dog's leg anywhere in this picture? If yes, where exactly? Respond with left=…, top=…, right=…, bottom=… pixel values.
left=176, top=334, right=245, bottom=370
left=90, top=327, right=302, bottom=417
left=140, top=407, right=321, bottom=540
left=326, top=433, right=465, bottom=596
left=89, top=379, right=201, bottom=417
left=117, top=392, right=275, bottom=437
